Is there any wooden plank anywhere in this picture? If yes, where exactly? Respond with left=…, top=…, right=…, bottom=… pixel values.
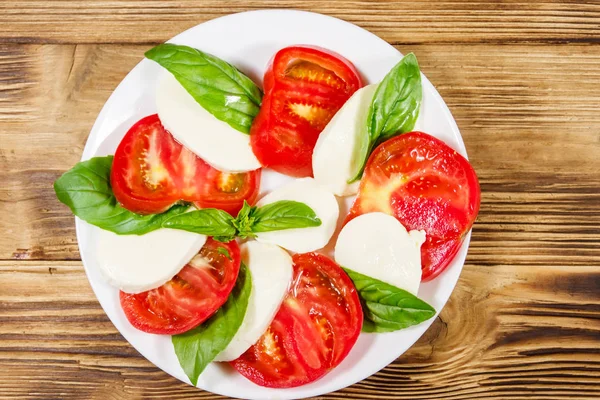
left=0, top=44, right=135, bottom=260
left=1, top=43, right=599, bottom=261
left=1, top=1, right=599, bottom=45
left=0, top=261, right=598, bottom=399
left=2, top=2, right=599, bottom=399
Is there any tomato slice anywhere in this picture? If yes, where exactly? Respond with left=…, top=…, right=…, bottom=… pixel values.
left=264, top=45, right=363, bottom=99
left=111, top=115, right=183, bottom=213
left=111, top=114, right=260, bottom=215
left=231, top=253, right=362, bottom=388
left=120, top=238, right=240, bottom=335
left=251, top=46, right=362, bottom=177
left=347, top=132, right=481, bottom=281
left=191, top=168, right=261, bottom=216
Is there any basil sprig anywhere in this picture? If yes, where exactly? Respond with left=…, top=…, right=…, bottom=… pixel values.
left=343, top=268, right=435, bottom=333
left=172, top=263, right=252, bottom=386
left=53, top=156, right=188, bottom=235
left=161, top=208, right=237, bottom=239
left=146, top=43, right=262, bottom=134
left=54, top=156, right=321, bottom=238
left=235, top=200, right=323, bottom=237
left=350, top=53, right=422, bottom=182
left=164, top=200, right=321, bottom=242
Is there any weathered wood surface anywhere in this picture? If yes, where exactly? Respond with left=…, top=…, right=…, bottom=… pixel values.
left=1, top=1, right=599, bottom=399
left=1, top=262, right=598, bottom=399
left=2, top=1, right=599, bottom=44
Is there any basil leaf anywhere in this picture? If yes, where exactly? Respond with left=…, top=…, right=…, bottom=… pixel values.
left=172, top=263, right=252, bottom=386
left=217, top=247, right=232, bottom=260
left=349, top=53, right=422, bottom=182
left=146, top=43, right=262, bottom=134
left=162, top=208, right=236, bottom=238
left=343, top=268, right=435, bottom=333
left=251, top=200, right=322, bottom=233
left=54, top=156, right=188, bottom=235
left=236, top=200, right=256, bottom=222
left=232, top=200, right=257, bottom=239
left=369, top=53, right=422, bottom=141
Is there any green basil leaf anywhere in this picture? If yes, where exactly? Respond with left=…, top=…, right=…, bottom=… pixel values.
left=233, top=200, right=257, bottom=239
left=369, top=53, right=422, bottom=141
left=343, top=268, right=435, bottom=333
left=349, top=53, right=422, bottom=182
left=217, top=247, right=232, bottom=260
left=235, top=200, right=256, bottom=223
left=162, top=208, right=236, bottom=238
left=146, top=43, right=262, bottom=134
left=172, top=263, right=252, bottom=386
left=212, top=235, right=237, bottom=243
left=53, top=156, right=188, bottom=235
left=251, top=200, right=322, bottom=233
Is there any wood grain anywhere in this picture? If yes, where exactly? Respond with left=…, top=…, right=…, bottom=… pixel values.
left=1, top=1, right=599, bottom=399
left=1, top=43, right=599, bottom=261
left=1, top=261, right=598, bottom=399
left=2, top=1, right=600, bottom=44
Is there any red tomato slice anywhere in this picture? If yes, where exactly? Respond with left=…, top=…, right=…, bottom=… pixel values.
left=264, top=45, right=363, bottom=98
left=120, top=238, right=240, bottom=335
left=251, top=46, right=362, bottom=177
left=347, top=132, right=481, bottom=281
left=231, top=253, right=362, bottom=388
left=191, top=168, right=261, bottom=216
left=111, top=114, right=260, bottom=215
left=111, top=115, right=183, bottom=213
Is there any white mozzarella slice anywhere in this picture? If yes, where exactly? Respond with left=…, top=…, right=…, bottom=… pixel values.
left=312, top=84, right=378, bottom=196
left=255, top=178, right=339, bottom=253
left=95, top=227, right=206, bottom=294
left=215, top=241, right=293, bottom=362
left=156, top=72, right=261, bottom=173
left=334, top=212, right=425, bottom=295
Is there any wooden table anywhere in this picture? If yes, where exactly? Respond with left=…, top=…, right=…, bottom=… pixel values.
left=1, top=1, right=599, bottom=399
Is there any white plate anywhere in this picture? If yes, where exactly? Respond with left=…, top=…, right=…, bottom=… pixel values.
left=77, top=9, right=471, bottom=400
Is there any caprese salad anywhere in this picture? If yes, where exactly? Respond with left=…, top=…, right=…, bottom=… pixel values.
left=54, top=42, right=480, bottom=389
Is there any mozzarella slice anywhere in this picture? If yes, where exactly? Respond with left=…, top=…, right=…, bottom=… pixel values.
left=255, top=178, right=339, bottom=253
left=156, top=72, right=261, bottom=173
left=215, top=241, right=293, bottom=362
left=335, top=212, right=425, bottom=295
left=312, top=84, right=378, bottom=196
left=95, top=227, right=206, bottom=294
